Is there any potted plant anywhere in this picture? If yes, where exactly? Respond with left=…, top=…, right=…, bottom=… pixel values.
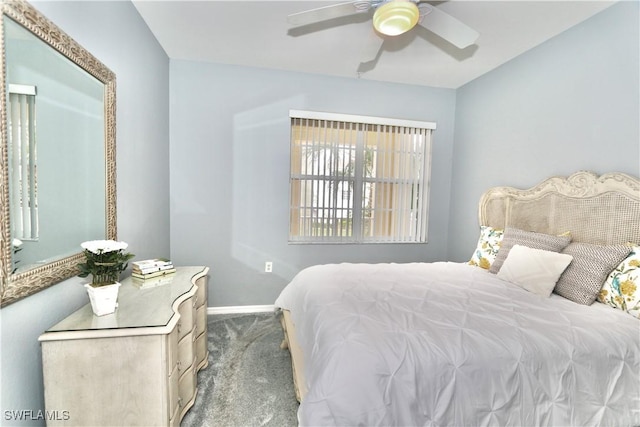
left=11, top=238, right=23, bottom=274
left=78, top=240, right=134, bottom=316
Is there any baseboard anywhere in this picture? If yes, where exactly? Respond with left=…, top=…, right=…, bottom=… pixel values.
left=207, top=304, right=276, bottom=315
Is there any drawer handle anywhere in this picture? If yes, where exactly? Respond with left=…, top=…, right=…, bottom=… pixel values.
left=178, top=397, right=183, bottom=408
left=177, top=360, right=182, bottom=371
left=177, top=322, right=181, bottom=333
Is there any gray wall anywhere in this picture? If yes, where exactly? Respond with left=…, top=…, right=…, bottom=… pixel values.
left=447, top=1, right=639, bottom=263
left=170, top=1, right=639, bottom=308
left=169, top=62, right=457, bottom=307
left=0, top=2, right=170, bottom=424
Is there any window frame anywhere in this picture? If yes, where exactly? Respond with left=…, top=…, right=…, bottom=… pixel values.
left=288, top=110, right=436, bottom=244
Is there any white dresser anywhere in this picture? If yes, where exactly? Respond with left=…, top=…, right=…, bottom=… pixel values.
left=38, top=266, right=209, bottom=426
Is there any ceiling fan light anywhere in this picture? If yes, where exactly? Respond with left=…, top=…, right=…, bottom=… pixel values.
left=373, top=1, right=420, bottom=37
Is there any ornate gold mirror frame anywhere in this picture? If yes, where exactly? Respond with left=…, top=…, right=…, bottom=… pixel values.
left=0, top=0, right=116, bottom=306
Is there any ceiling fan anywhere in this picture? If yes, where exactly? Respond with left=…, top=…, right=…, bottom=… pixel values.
left=287, top=0, right=479, bottom=75
left=287, top=0, right=479, bottom=48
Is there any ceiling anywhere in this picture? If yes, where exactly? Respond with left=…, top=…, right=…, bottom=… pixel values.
left=132, top=0, right=616, bottom=89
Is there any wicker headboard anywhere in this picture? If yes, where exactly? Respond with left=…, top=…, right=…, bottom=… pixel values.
left=479, top=171, right=640, bottom=245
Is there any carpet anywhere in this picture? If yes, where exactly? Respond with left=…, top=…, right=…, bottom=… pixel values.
left=181, top=312, right=299, bottom=427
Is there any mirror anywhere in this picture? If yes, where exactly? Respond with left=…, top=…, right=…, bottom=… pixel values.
left=1, top=0, right=116, bottom=307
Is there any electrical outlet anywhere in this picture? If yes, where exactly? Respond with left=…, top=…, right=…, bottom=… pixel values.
left=265, top=262, right=273, bottom=273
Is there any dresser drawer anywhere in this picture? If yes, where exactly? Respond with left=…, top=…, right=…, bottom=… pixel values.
left=167, top=327, right=179, bottom=374
left=195, top=276, right=207, bottom=308
left=177, top=296, right=196, bottom=340
left=196, top=305, right=206, bottom=336
left=168, top=363, right=179, bottom=419
left=169, top=398, right=180, bottom=427
left=179, top=357, right=198, bottom=408
left=195, top=330, right=208, bottom=367
left=177, top=329, right=195, bottom=375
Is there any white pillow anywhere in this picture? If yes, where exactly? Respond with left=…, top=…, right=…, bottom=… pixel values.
left=497, top=245, right=573, bottom=297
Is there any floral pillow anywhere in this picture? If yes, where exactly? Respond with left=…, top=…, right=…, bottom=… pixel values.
left=598, top=245, right=640, bottom=319
left=469, top=226, right=504, bottom=270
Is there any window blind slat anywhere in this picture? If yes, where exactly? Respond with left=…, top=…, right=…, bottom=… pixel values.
left=398, top=126, right=408, bottom=242
left=9, top=94, right=22, bottom=238
left=382, top=126, right=391, bottom=241
left=20, top=96, right=31, bottom=239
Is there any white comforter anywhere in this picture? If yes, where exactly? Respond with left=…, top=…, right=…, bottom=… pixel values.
left=275, top=262, right=640, bottom=427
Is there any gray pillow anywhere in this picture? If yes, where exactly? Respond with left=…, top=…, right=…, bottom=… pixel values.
left=489, top=227, right=572, bottom=274
left=554, top=243, right=631, bottom=305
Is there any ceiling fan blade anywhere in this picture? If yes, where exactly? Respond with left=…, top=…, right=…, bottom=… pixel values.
left=418, top=4, right=479, bottom=49
left=287, top=1, right=371, bottom=27
left=357, top=36, right=385, bottom=76
left=362, top=32, right=385, bottom=61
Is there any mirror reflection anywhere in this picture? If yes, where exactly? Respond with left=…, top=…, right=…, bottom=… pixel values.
left=5, top=15, right=106, bottom=273
left=1, top=0, right=116, bottom=307
left=8, top=83, right=38, bottom=258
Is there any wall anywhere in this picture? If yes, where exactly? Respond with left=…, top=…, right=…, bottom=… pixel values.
left=169, top=63, right=457, bottom=307
left=0, top=2, right=170, bottom=424
left=448, top=1, right=639, bottom=262
left=2, top=0, right=636, bottom=420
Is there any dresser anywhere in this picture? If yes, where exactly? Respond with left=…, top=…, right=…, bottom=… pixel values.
left=38, top=266, right=209, bottom=426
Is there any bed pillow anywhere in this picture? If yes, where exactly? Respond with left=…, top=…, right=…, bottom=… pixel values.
left=597, top=245, right=639, bottom=318
left=489, top=227, right=572, bottom=274
left=554, top=243, right=632, bottom=305
left=468, top=226, right=504, bottom=270
left=497, top=245, right=573, bottom=297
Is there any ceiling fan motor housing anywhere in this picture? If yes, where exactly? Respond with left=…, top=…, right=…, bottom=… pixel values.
left=372, top=0, right=421, bottom=36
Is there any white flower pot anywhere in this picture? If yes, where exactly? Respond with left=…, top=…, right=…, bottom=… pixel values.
left=85, top=282, right=121, bottom=316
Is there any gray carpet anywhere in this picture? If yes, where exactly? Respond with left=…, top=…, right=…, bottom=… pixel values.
left=181, top=312, right=299, bottom=427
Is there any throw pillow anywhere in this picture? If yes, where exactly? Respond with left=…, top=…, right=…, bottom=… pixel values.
left=554, top=242, right=631, bottom=305
left=598, top=245, right=640, bottom=318
left=468, top=225, right=504, bottom=270
left=497, top=245, right=573, bottom=297
left=489, top=227, right=572, bottom=274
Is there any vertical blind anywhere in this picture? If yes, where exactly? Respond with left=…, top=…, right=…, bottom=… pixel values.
left=8, top=84, right=38, bottom=241
left=289, top=110, right=435, bottom=244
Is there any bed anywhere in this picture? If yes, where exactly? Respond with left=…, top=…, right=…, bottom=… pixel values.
left=275, top=170, right=640, bottom=426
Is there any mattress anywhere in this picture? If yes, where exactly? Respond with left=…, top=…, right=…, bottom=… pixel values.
left=275, top=261, right=640, bottom=426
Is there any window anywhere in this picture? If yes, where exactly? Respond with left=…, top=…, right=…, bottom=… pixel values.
left=289, top=110, right=435, bottom=244
left=8, top=84, right=38, bottom=241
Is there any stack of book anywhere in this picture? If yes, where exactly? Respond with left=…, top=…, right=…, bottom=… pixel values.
left=132, top=273, right=174, bottom=289
left=132, top=258, right=176, bottom=280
